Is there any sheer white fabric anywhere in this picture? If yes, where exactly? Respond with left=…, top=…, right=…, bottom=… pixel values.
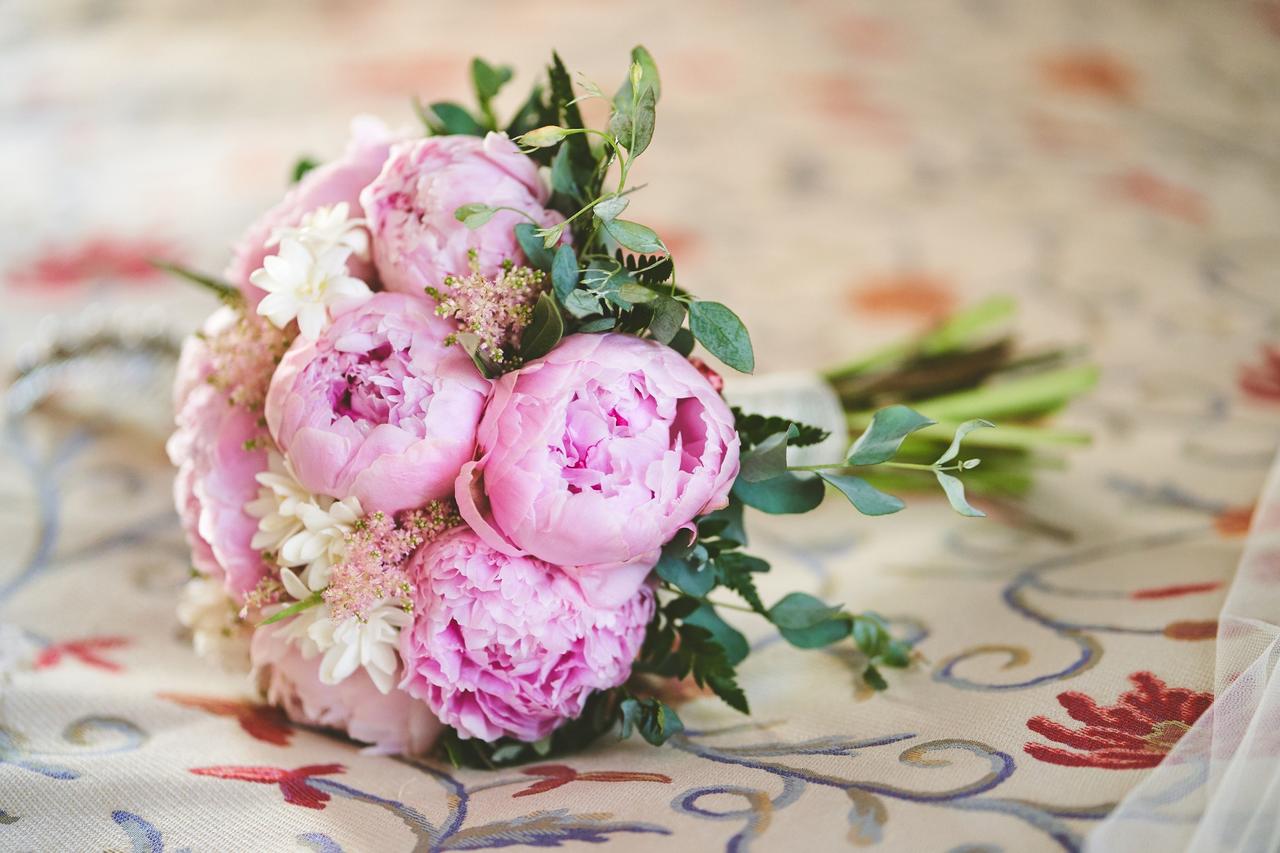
left=1088, top=453, right=1280, bottom=852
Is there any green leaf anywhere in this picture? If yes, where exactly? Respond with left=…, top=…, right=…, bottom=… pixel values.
left=669, top=327, right=695, bottom=357
left=934, top=419, right=996, bottom=466
left=847, top=405, right=936, bottom=465
left=655, top=538, right=715, bottom=597
left=576, top=316, right=616, bottom=332
left=617, top=281, right=658, bottom=304
left=779, top=619, right=850, bottom=649
left=425, top=101, right=485, bottom=136
left=698, top=499, right=747, bottom=546
left=602, top=219, right=666, bottom=254
left=290, top=156, right=319, bottom=184
left=593, top=195, right=629, bottom=222
left=818, top=473, right=905, bottom=516
left=768, top=592, right=843, bottom=631
left=685, top=604, right=749, bottom=665
left=256, top=592, right=323, bottom=627
left=713, top=551, right=769, bottom=614
left=935, top=471, right=985, bottom=517
left=549, top=143, right=581, bottom=201
left=514, top=222, right=553, bottom=271
left=519, top=293, right=563, bottom=361
left=471, top=57, right=513, bottom=103
left=732, top=471, right=824, bottom=514
left=562, top=290, right=603, bottom=319
left=739, top=426, right=797, bottom=483
left=689, top=301, right=755, bottom=374
left=851, top=616, right=887, bottom=658
left=619, top=697, right=684, bottom=746
left=647, top=295, right=685, bottom=344
left=551, top=245, right=578, bottom=300
left=881, top=639, right=912, bottom=668
left=624, top=86, right=656, bottom=157
left=454, top=203, right=495, bottom=229
left=863, top=664, right=889, bottom=691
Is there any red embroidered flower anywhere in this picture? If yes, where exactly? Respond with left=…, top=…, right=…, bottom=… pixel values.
left=8, top=237, right=174, bottom=291
left=513, top=764, right=671, bottom=798
left=1025, top=671, right=1212, bottom=769
left=190, top=764, right=345, bottom=810
left=1240, top=346, right=1280, bottom=403
left=34, top=636, right=130, bottom=672
left=158, top=693, right=294, bottom=746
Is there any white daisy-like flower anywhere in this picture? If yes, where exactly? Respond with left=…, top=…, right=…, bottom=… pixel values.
left=310, top=602, right=411, bottom=694
left=177, top=576, right=250, bottom=671
left=251, top=237, right=371, bottom=340
left=246, top=454, right=362, bottom=590
left=267, top=202, right=370, bottom=259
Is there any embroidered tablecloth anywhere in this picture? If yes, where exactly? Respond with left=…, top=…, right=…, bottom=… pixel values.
left=3, top=1, right=1279, bottom=850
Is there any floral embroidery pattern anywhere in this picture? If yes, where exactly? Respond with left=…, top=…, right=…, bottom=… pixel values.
left=1024, top=672, right=1213, bottom=769
left=512, top=764, right=672, bottom=798
left=189, top=763, right=346, bottom=810
left=157, top=693, right=294, bottom=746
left=33, top=636, right=130, bottom=672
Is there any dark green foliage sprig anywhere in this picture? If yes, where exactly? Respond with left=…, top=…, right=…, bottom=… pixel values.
left=446, top=47, right=757, bottom=376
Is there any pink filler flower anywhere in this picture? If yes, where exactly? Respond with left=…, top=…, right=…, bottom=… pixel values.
left=456, top=332, right=740, bottom=607
left=399, top=527, right=654, bottom=743
left=266, top=292, right=491, bottom=513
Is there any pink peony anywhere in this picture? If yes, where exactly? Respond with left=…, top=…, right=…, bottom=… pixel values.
left=227, top=116, right=395, bottom=305
left=168, top=377, right=269, bottom=601
left=265, top=292, right=490, bottom=514
left=399, top=527, right=654, bottom=743
left=456, top=333, right=740, bottom=607
left=360, top=133, right=564, bottom=296
left=251, top=622, right=442, bottom=755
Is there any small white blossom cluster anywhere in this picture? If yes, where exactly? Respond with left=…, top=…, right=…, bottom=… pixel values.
left=245, top=452, right=406, bottom=694
left=251, top=202, right=373, bottom=340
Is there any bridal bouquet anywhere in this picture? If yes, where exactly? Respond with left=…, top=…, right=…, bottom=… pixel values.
left=168, top=48, right=997, bottom=767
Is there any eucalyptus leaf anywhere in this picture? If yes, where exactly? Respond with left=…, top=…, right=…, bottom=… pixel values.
left=818, top=473, right=905, bottom=516
left=593, top=195, right=630, bottom=222
left=454, top=203, right=495, bottom=229
left=576, top=316, right=616, bottom=332
left=669, top=327, right=695, bottom=357
left=618, top=281, right=658, bottom=304
left=935, top=470, right=986, bottom=517
left=739, top=426, right=797, bottom=483
left=689, top=301, right=754, bottom=374
left=732, top=471, right=824, bottom=514
left=471, top=58, right=513, bottom=104
left=647, top=294, right=685, bottom=344
left=602, top=219, right=666, bottom=254
left=549, top=144, right=581, bottom=200
left=551, top=245, right=578, bottom=299
left=768, top=592, right=843, bottom=630
left=934, top=418, right=996, bottom=466
left=514, top=222, right=553, bottom=271
left=427, top=101, right=485, bottom=136
left=623, top=85, right=656, bottom=157
left=655, top=540, right=715, bottom=597
left=847, top=405, right=936, bottom=465
left=685, top=604, right=749, bottom=665
left=519, top=293, right=563, bottom=361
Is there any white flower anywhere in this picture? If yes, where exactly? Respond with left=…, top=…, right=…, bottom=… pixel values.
left=246, top=454, right=362, bottom=590
left=251, top=237, right=371, bottom=339
left=310, top=602, right=410, bottom=694
left=267, top=202, right=370, bottom=259
left=177, top=577, right=250, bottom=671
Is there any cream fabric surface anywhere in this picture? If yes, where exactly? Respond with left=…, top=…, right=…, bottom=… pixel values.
left=2, top=1, right=1280, bottom=850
